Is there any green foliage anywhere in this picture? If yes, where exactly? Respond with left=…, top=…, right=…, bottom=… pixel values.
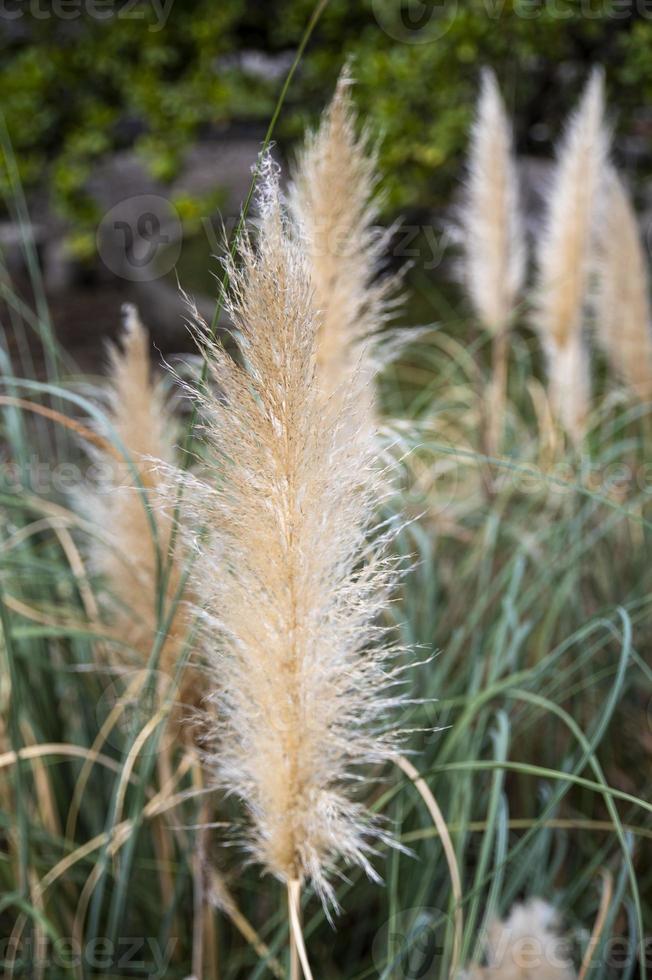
left=0, top=0, right=272, bottom=228
left=4, top=1, right=652, bottom=235
left=276, top=0, right=652, bottom=209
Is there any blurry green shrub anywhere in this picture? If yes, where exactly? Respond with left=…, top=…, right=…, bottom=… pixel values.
left=2, top=0, right=652, bottom=242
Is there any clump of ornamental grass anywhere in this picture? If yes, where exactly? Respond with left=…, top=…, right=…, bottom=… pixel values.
left=289, top=67, right=400, bottom=420
left=465, top=900, right=576, bottom=980
left=175, top=159, right=405, bottom=953
left=593, top=168, right=652, bottom=402
left=532, top=69, right=609, bottom=444
left=461, top=68, right=526, bottom=453
left=83, top=306, right=198, bottom=723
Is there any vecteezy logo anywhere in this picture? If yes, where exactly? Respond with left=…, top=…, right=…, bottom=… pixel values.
left=371, top=0, right=459, bottom=43
left=373, top=906, right=451, bottom=978
left=96, top=194, right=182, bottom=282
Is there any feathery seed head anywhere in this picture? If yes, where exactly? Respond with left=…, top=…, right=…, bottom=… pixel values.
left=593, top=168, right=652, bottom=401
left=84, top=306, right=196, bottom=713
left=463, top=68, right=526, bottom=332
left=289, top=68, right=397, bottom=411
left=546, top=332, right=591, bottom=445
left=179, top=159, right=405, bottom=907
left=465, top=899, right=575, bottom=979
left=532, top=68, right=609, bottom=440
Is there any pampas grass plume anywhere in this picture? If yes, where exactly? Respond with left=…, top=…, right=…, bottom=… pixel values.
left=289, top=67, right=395, bottom=410
left=463, top=68, right=525, bottom=333
left=532, top=68, right=609, bottom=442
left=178, top=158, right=402, bottom=908
left=594, top=168, right=652, bottom=401
left=466, top=899, right=576, bottom=979
left=462, top=68, right=526, bottom=452
left=86, top=306, right=194, bottom=703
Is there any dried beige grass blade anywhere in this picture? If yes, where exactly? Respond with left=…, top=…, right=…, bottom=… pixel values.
left=0, top=395, right=118, bottom=457
left=210, top=869, right=285, bottom=979
left=20, top=751, right=272, bottom=980
left=395, top=754, right=463, bottom=976
left=83, top=306, right=197, bottom=717
left=21, top=720, right=61, bottom=839
left=290, top=68, right=397, bottom=413
left=0, top=742, right=133, bottom=776
left=65, top=671, right=150, bottom=841
left=532, top=69, right=609, bottom=442
left=178, top=158, right=404, bottom=909
left=578, top=869, right=613, bottom=980
left=288, top=880, right=313, bottom=980
left=593, top=169, right=652, bottom=401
